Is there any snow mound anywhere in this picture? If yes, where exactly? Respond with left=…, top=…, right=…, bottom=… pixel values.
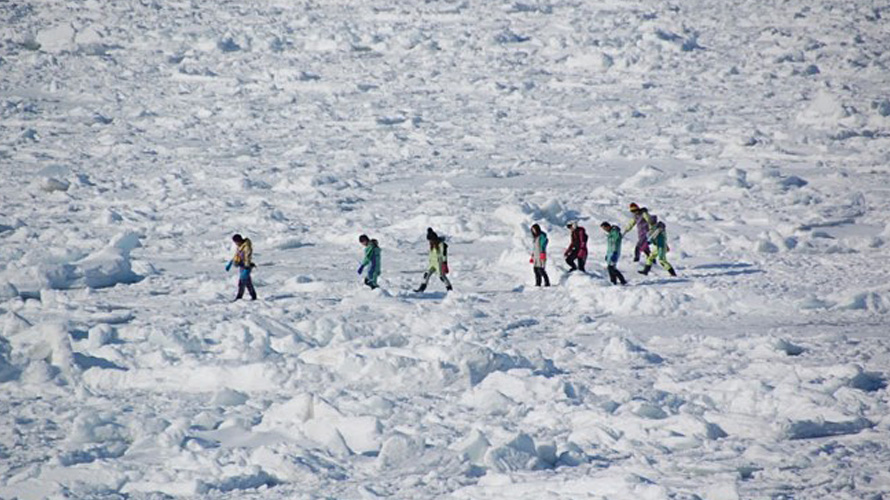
left=603, top=337, right=664, bottom=365
left=76, top=232, right=143, bottom=289
left=784, top=417, right=874, bottom=440
left=621, top=165, right=667, bottom=189
left=258, top=394, right=382, bottom=456
left=796, top=90, right=851, bottom=129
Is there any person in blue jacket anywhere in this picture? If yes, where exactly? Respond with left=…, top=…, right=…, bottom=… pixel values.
left=600, top=222, right=627, bottom=285
left=357, top=234, right=382, bottom=289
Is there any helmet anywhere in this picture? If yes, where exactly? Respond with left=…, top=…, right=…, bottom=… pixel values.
left=629, top=203, right=640, bottom=212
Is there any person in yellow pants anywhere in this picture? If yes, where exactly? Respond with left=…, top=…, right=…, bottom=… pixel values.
left=639, top=217, right=677, bottom=277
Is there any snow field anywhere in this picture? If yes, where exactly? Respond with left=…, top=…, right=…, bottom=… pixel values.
left=2, top=0, right=890, bottom=498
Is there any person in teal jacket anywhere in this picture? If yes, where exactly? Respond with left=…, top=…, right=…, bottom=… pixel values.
left=415, top=228, right=453, bottom=292
left=530, top=224, right=550, bottom=287
left=600, top=222, right=627, bottom=285
left=639, top=216, right=677, bottom=277
left=357, top=234, right=381, bottom=289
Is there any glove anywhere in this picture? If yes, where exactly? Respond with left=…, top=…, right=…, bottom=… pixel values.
left=529, top=256, right=534, bottom=264
left=539, top=253, right=546, bottom=261
left=357, top=265, right=364, bottom=275
left=225, top=260, right=232, bottom=272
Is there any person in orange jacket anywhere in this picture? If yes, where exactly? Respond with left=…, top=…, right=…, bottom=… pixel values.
left=225, top=234, right=257, bottom=300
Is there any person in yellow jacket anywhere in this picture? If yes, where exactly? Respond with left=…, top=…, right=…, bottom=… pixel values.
left=414, top=228, right=453, bottom=293
left=225, top=234, right=257, bottom=300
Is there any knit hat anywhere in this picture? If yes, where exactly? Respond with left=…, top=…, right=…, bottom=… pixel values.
left=426, top=227, right=438, bottom=241
left=232, top=234, right=244, bottom=243
left=629, top=203, right=640, bottom=212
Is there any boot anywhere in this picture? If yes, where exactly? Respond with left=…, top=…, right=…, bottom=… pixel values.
left=638, top=265, right=651, bottom=276
left=414, top=283, right=427, bottom=293
left=668, top=267, right=677, bottom=277
left=446, top=285, right=453, bottom=291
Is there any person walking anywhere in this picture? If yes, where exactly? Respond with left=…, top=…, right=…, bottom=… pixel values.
left=530, top=223, right=551, bottom=287
left=564, top=221, right=588, bottom=272
left=639, top=216, right=677, bottom=277
left=623, top=203, right=654, bottom=262
left=415, top=228, right=453, bottom=292
left=225, top=234, right=257, bottom=300
left=600, top=222, right=627, bottom=285
left=357, top=234, right=382, bottom=289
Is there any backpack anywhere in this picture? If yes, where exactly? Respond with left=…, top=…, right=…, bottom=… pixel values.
left=440, top=241, right=449, bottom=274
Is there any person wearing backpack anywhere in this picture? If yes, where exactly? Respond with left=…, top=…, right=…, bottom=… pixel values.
left=639, top=216, right=677, bottom=277
left=357, top=234, right=382, bottom=289
left=564, top=221, right=588, bottom=272
left=600, top=222, right=627, bottom=285
left=225, top=233, right=257, bottom=300
left=530, top=223, right=551, bottom=287
left=623, top=202, right=655, bottom=262
left=414, top=228, right=453, bottom=292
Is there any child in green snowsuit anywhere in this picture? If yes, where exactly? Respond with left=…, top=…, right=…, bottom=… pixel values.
left=639, top=216, right=677, bottom=277
left=600, top=222, right=627, bottom=285
left=357, top=234, right=381, bottom=289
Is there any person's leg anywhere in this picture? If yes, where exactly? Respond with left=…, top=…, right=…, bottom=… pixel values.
left=565, top=250, right=578, bottom=271
left=236, top=279, right=245, bottom=300
left=246, top=276, right=257, bottom=300
left=640, top=252, right=656, bottom=275
left=633, top=240, right=642, bottom=262
left=439, top=274, right=453, bottom=291
left=607, top=265, right=617, bottom=284
left=657, top=247, right=676, bottom=276
left=613, top=265, right=627, bottom=285
left=541, top=268, right=550, bottom=287
left=415, top=270, right=433, bottom=292
left=578, top=256, right=586, bottom=273
left=534, top=267, right=542, bottom=286
left=640, top=239, right=651, bottom=258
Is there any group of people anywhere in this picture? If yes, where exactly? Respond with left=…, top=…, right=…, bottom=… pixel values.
left=224, top=202, right=677, bottom=300
left=525, top=201, right=676, bottom=288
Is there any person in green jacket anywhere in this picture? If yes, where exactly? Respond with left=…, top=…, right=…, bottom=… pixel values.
left=600, top=222, right=627, bottom=285
left=639, top=216, right=677, bottom=277
left=415, top=228, right=453, bottom=293
left=357, top=234, right=381, bottom=289
left=530, top=224, right=550, bottom=287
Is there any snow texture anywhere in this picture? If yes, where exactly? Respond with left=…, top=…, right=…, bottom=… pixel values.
left=1, top=0, right=889, bottom=499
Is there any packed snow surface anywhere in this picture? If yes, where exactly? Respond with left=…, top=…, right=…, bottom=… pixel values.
left=2, top=0, right=890, bottom=498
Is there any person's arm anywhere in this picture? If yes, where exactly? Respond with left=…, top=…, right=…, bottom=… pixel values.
left=648, top=225, right=663, bottom=242
left=623, top=216, right=637, bottom=235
